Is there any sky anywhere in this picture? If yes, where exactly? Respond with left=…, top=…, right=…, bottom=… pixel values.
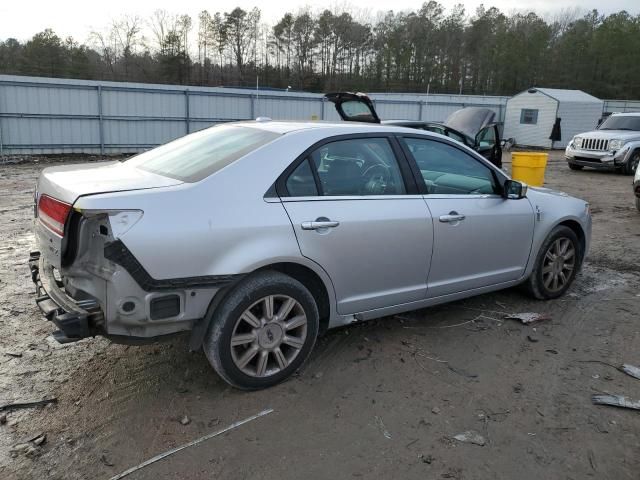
left=1, top=0, right=639, bottom=44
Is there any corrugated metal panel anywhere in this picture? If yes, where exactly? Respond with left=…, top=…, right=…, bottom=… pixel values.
left=503, top=91, right=557, bottom=148
left=603, top=99, right=640, bottom=113
left=7, top=74, right=640, bottom=155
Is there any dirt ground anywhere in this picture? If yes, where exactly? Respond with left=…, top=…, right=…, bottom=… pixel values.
left=1, top=152, right=639, bottom=480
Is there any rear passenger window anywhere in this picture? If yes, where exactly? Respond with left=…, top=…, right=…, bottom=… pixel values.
left=403, top=138, right=497, bottom=195
left=286, top=160, right=318, bottom=197
left=310, top=138, right=406, bottom=196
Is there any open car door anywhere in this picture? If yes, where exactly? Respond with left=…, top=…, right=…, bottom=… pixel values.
left=325, top=92, right=381, bottom=124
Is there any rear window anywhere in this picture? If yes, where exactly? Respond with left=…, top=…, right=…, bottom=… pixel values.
left=127, top=125, right=281, bottom=182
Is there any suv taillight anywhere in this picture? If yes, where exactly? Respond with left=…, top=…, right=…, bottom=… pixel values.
left=38, top=195, right=72, bottom=236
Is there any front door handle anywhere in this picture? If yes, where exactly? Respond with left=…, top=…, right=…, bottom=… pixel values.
left=439, top=212, right=466, bottom=223
left=301, top=220, right=340, bottom=230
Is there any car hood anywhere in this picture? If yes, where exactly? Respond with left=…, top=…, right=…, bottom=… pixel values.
left=578, top=130, right=640, bottom=140
left=37, top=161, right=183, bottom=205
left=528, top=186, right=570, bottom=198
left=445, top=107, right=496, bottom=139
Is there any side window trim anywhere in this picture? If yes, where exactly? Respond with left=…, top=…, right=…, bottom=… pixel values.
left=307, top=156, right=324, bottom=196
left=276, top=133, right=419, bottom=198
left=397, top=135, right=505, bottom=196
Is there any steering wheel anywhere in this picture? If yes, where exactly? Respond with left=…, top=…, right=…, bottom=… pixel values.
left=361, top=163, right=392, bottom=195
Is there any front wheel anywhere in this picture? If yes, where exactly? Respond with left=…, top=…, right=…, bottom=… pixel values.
left=568, top=163, right=583, bottom=171
left=624, top=152, right=640, bottom=175
left=204, top=271, right=319, bottom=390
left=525, top=226, right=583, bottom=300
left=635, top=196, right=640, bottom=212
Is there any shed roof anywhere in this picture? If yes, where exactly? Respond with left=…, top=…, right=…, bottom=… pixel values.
left=526, top=88, right=602, bottom=104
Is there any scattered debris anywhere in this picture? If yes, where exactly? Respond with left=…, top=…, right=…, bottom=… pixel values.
left=109, top=408, right=274, bottom=480
left=432, top=407, right=441, bottom=415
left=453, top=430, right=486, bottom=446
left=447, top=364, right=478, bottom=379
left=374, top=415, right=392, bottom=439
left=0, top=397, right=57, bottom=412
left=505, top=312, right=551, bottom=325
left=32, top=433, right=46, bottom=446
left=588, top=449, right=598, bottom=471
left=621, top=364, right=640, bottom=381
left=592, top=394, right=640, bottom=411
left=100, top=454, right=115, bottom=467
left=420, top=454, right=434, bottom=464
left=545, top=349, right=559, bottom=355
left=180, top=415, right=191, bottom=425
left=10, top=443, right=38, bottom=458
left=527, top=335, right=539, bottom=343
left=5, top=351, right=22, bottom=358
left=405, top=438, right=419, bottom=448
left=313, top=372, right=324, bottom=379
left=0, top=413, right=6, bottom=424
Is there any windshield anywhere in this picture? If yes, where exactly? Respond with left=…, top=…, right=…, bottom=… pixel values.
left=127, top=124, right=281, bottom=182
left=598, top=116, right=640, bottom=131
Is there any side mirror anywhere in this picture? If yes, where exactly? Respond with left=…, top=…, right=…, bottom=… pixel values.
left=503, top=179, right=528, bottom=199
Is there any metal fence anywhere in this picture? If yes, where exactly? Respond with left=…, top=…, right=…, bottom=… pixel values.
left=0, top=74, right=636, bottom=156
left=0, top=75, right=512, bottom=156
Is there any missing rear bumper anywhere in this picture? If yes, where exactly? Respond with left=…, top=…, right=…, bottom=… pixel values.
left=29, top=251, right=104, bottom=344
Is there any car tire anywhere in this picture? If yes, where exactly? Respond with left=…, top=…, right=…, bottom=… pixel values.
left=568, top=163, right=583, bottom=171
left=525, top=226, right=583, bottom=300
left=624, top=151, right=640, bottom=175
left=636, top=197, right=640, bottom=212
left=203, top=270, right=319, bottom=390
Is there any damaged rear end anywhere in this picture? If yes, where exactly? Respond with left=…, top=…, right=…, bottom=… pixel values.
left=30, top=161, right=184, bottom=343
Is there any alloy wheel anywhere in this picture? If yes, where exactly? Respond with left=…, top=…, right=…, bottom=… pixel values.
left=230, top=295, right=308, bottom=378
left=541, top=237, right=576, bottom=293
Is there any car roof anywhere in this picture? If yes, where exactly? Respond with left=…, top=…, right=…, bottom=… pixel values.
left=234, top=120, right=434, bottom=135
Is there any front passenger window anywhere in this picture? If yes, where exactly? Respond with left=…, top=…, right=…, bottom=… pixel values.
left=403, top=138, right=498, bottom=195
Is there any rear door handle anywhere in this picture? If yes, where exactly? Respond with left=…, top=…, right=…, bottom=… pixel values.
left=439, top=212, right=466, bottom=223
left=301, top=220, right=340, bottom=230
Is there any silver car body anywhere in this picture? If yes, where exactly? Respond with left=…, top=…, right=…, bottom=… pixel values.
left=33, top=121, right=591, bottom=341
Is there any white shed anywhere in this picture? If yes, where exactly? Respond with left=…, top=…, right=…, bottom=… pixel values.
left=503, top=88, right=603, bottom=149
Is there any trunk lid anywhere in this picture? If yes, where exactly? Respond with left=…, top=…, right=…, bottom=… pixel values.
left=36, top=160, right=183, bottom=205
left=324, top=92, right=381, bottom=123
left=35, top=161, right=182, bottom=270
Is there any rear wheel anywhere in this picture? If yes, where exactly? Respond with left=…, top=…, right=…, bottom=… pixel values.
left=568, top=163, right=583, bottom=171
left=525, top=226, right=583, bottom=300
left=204, top=270, right=319, bottom=390
left=624, top=152, right=640, bottom=175
left=636, top=197, right=640, bottom=212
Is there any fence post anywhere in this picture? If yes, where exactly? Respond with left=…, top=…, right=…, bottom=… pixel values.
left=184, top=90, right=190, bottom=134
left=321, top=97, right=325, bottom=120
left=418, top=101, right=423, bottom=121
left=97, top=85, right=104, bottom=156
left=250, top=94, right=255, bottom=120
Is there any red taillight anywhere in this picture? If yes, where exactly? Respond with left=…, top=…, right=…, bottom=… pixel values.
left=38, top=195, right=72, bottom=236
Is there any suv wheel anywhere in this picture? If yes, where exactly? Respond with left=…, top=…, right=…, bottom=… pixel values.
left=625, top=152, right=640, bottom=175
left=204, top=270, right=319, bottom=390
left=568, top=163, right=583, bottom=171
left=525, top=226, right=583, bottom=300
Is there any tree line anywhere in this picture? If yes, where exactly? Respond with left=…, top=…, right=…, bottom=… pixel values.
left=1, top=3, right=639, bottom=99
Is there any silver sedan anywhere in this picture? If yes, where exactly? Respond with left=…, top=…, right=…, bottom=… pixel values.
left=31, top=121, right=591, bottom=389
